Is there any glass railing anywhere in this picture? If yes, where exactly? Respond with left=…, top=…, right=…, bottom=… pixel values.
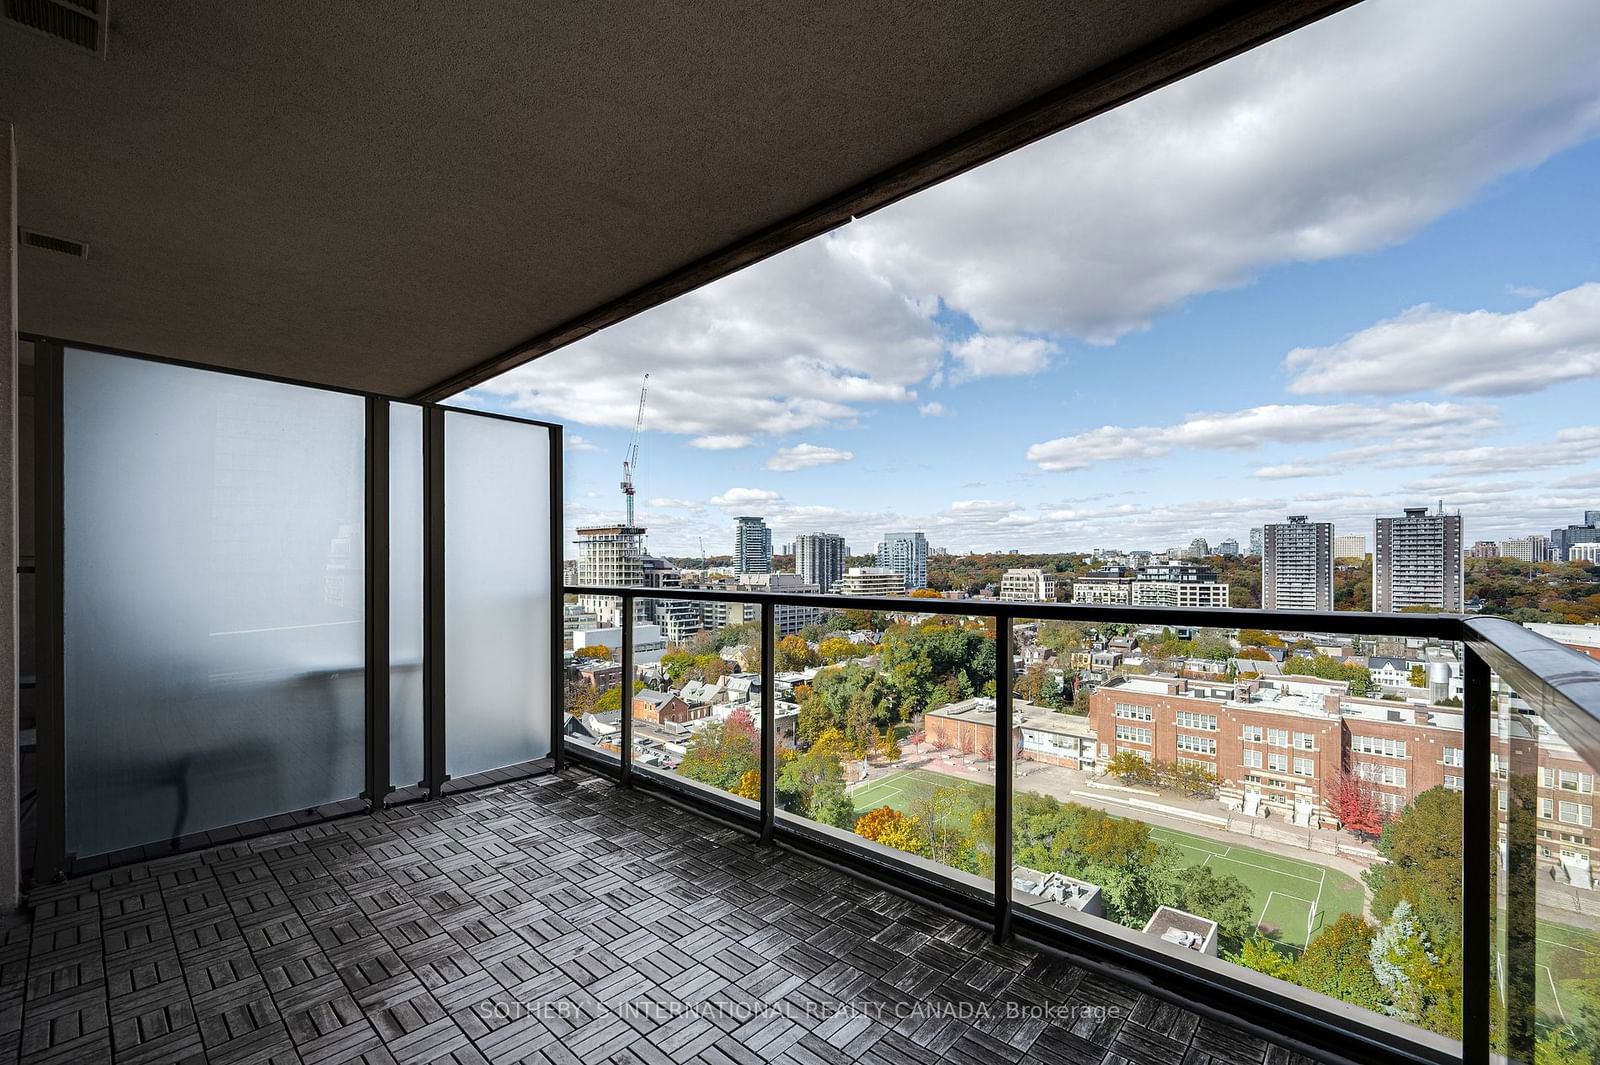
left=563, top=583, right=1600, bottom=1065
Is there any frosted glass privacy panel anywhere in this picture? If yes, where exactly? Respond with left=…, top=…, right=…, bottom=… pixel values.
left=444, top=412, right=552, bottom=775
left=62, top=349, right=366, bottom=857
left=389, top=403, right=425, bottom=790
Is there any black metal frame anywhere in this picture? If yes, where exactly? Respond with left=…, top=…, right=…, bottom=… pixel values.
left=27, top=339, right=567, bottom=876
left=562, top=582, right=1600, bottom=1065
left=364, top=397, right=391, bottom=810
left=423, top=405, right=447, bottom=799
left=30, top=342, right=63, bottom=880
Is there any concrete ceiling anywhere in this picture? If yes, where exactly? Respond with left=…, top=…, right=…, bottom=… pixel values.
left=1, top=1, right=1349, bottom=399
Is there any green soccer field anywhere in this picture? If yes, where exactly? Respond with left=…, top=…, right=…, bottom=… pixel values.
left=1499, top=919, right=1600, bottom=1026
left=849, top=769, right=1368, bottom=954
left=850, top=767, right=993, bottom=815
left=1148, top=825, right=1366, bottom=953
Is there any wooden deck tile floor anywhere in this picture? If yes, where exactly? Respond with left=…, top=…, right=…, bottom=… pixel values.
left=0, top=769, right=1318, bottom=1065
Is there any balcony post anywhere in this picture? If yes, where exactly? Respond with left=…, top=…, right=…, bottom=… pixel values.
left=619, top=592, right=633, bottom=785
left=31, top=340, right=64, bottom=882
left=548, top=425, right=565, bottom=772
left=992, top=610, right=1013, bottom=943
left=1461, top=646, right=1491, bottom=1065
left=759, top=603, right=776, bottom=843
left=422, top=405, right=446, bottom=799
left=363, top=397, right=391, bottom=811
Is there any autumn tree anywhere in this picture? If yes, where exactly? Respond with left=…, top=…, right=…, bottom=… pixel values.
left=775, top=634, right=820, bottom=672
left=573, top=644, right=613, bottom=662
left=1106, top=751, right=1156, bottom=786
left=817, top=636, right=857, bottom=663
left=678, top=708, right=758, bottom=792
left=853, top=806, right=924, bottom=854
left=1331, top=769, right=1386, bottom=838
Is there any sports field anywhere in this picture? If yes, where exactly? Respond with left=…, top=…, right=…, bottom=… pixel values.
left=850, top=768, right=1365, bottom=952
left=1148, top=825, right=1365, bottom=953
left=851, top=766, right=992, bottom=814
left=1500, top=919, right=1600, bottom=1025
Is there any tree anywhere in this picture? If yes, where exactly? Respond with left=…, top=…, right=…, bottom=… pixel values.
left=1071, top=686, right=1091, bottom=715
left=775, top=634, right=820, bottom=672
left=908, top=588, right=944, bottom=599
left=1238, top=629, right=1284, bottom=648
left=817, top=636, right=857, bottom=663
left=573, top=644, right=613, bottom=662
left=1409, top=664, right=1427, bottom=688
left=1106, top=751, right=1155, bottom=785
left=853, top=806, right=924, bottom=854
left=1230, top=934, right=1296, bottom=981
left=1282, top=654, right=1374, bottom=696
left=1331, top=770, right=1386, bottom=838
left=1238, top=646, right=1274, bottom=662
left=1171, top=865, right=1254, bottom=953
left=1370, top=900, right=1459, bottom=1035
left=660, top=650, right=695, bottom=686
left=1167, top=761, right=1220, bottom=798
left=1367, top=788, right=1464, bottom=940
left=596, top=685, right=623, bottom=713
left=1015, top=662, right=1055, bottom=705
left=733, top=769, right=761, bottom=801
left=876, top=729, right=902, bottom=764
left=679, top=707, right=759, bottom=791
left=845, top=693, right=877, bottom=758
left=777, top=727, right=855, bottom=827
left=1295, top=913, right=1385, bottom=1011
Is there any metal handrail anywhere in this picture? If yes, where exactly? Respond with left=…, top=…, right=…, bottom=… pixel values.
left=564, top=582, right=1464, bottom=638
left=1463, top=615, right=1600, bottom=770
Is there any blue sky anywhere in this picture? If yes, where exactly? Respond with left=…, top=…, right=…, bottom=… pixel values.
left=454, top=0, right=1600, bottom=559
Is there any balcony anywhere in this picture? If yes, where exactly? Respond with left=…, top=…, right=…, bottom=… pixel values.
left=5, top=5, right=1600, bottom=1065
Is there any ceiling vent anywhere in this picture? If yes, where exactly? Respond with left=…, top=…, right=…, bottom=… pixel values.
left=3, top=0, right=107, bottom=57
left=18, top=228, right=89, bottom=259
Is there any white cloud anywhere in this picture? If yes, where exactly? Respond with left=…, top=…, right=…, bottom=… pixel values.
left=464, top=0, right=1600, bottom=443
left=1254, top=464, right=1322, bottom=480
left=948, top=334, right=1055, bottom=377
left=565, top=434, right=601, bottom=452
left=1285, top=282, right=1600, bottom=396
left=835, top=0, right=1600, bottom=344
left=708, top=487, right=783, bottom=508
left=766, top=443, right=855, bottom=472
left=1433, top=427, right=1600, bottom=475
left=648, top=497, right=702, bottom=510
left=690, top=434, right=753, bottom=450
left=1026, top=401, right=1490, bottom=472
left=919, top=402, right=947, bottom=417
left=1506, top=284, right=1549, bottom=299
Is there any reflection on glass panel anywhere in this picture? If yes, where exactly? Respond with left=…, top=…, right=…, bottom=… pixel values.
left=633, top=588, right=760, bottom=807
left=63, top=348, right=366, bottom=856
left=564, top=594, right=621, bottom=762
left=1493, top=667, right=1598, bottom=1065
left=774, top=605, right=996, bottom=891
left=389, top=403, right=424, bottom=791
left=1009, top=619, right=1465, bottom=1038
left=443, top=412, right=552, bottom=777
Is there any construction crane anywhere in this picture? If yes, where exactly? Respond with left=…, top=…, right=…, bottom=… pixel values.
left=621, top=374, right=649, bottom=528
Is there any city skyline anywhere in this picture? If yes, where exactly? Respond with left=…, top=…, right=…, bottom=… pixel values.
left=455, top=0, right=1600, bottom=558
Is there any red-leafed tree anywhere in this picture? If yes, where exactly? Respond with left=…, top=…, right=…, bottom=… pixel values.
left=1332, top=769, right=1386, bottom=839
